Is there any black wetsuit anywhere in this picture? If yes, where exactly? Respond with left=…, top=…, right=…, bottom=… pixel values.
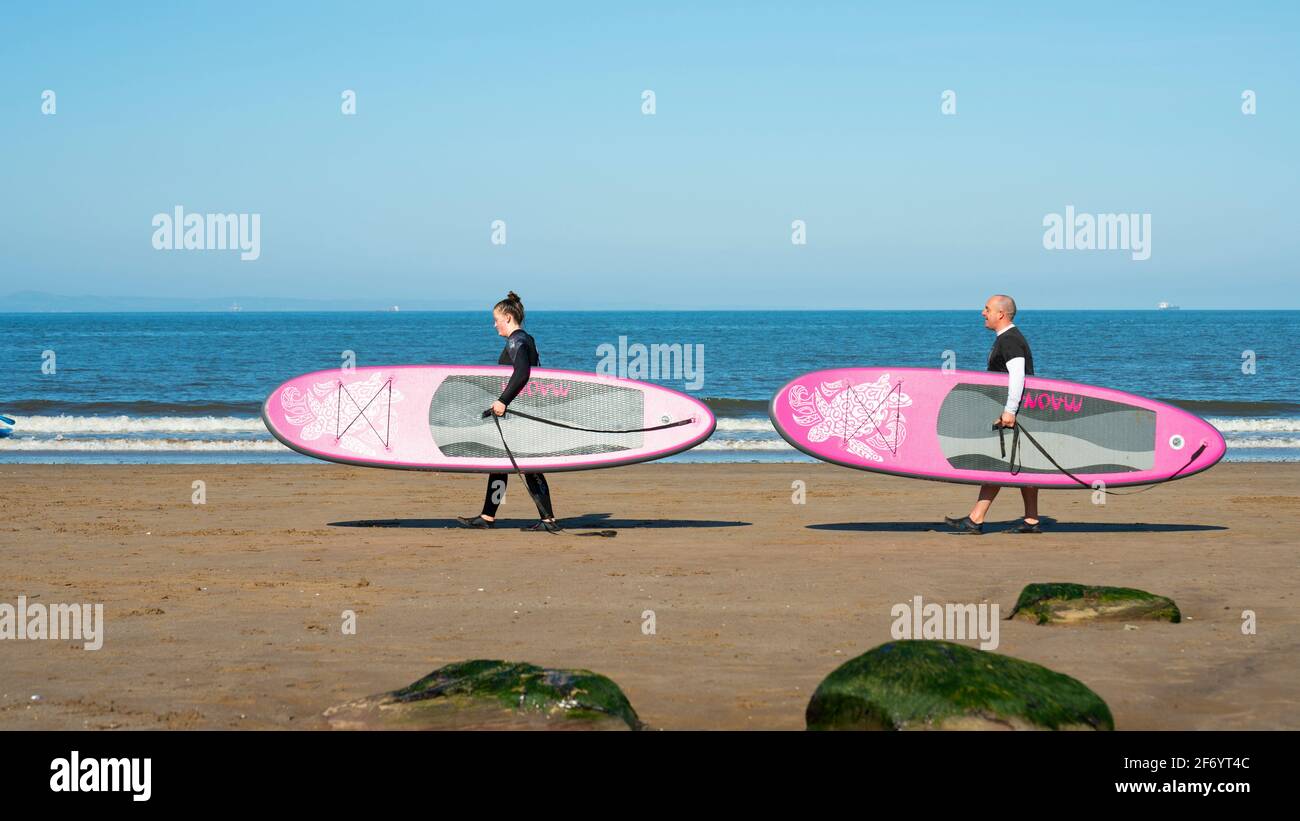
left=987, top=326, right=1034, bottom=375
left=481, top=329, right=554, bottom=520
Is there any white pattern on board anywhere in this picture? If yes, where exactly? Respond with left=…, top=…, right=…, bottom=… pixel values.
left=786, top=374, right=912, bottom=463
left=278, top=371, right=405, bottom=457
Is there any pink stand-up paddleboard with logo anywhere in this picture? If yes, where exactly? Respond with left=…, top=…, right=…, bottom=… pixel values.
left=263, top=365, right=715, bottom=472
left=770, top=368, right=1225, bottom=488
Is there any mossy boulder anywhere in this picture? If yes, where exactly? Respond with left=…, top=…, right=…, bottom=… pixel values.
left=806, top=640, right=1113, bottom=731
left=1009, top=583, right=1180, bottom=625
left=324, top=659, right=642, bottom=730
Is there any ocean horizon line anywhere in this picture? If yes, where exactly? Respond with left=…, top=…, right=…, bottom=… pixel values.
left=5, top=305, right=1298, bottom=314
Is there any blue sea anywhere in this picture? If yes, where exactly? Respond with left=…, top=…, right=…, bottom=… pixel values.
left=1, top=310, right=1297, bottom=464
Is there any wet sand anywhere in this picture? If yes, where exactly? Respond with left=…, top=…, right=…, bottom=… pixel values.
left=1, top=463, right=1296, bottom=730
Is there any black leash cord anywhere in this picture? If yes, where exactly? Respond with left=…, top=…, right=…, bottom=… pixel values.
left=482, top=407, right=694, bottom=434
left=489, top=412, right=617, bottom=537
left=994, top=421, right=1206, bottom=495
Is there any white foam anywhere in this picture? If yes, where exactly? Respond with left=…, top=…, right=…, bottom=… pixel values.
left=0, top=438, right=287, bottom=452
left=10, top=415, right=266, bottom=434
left=1224, top=437, right=1300, bottom=449
left=11, top=415, right=1290, bottom=437
left=713, top=417, right=778, bottom=432
left=1, top=426, right=1291, bottom=455
left=693, top=438, right=794, bottom=451
left=1222, top=453, right=1300, bottom=462
left=1210, top=417, right=1300, bottom=433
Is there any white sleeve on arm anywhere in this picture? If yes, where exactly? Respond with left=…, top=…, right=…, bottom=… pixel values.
left=1004, top=357, right=1026, bottom=414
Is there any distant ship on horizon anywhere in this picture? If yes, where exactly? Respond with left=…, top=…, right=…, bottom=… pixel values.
left=1157, top=301, right=1180, bottom=310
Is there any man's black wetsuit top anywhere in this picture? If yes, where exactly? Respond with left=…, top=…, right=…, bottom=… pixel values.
left=482, top=328, right=553, bottom=519
left=987, top=326, right=1034, bottom=375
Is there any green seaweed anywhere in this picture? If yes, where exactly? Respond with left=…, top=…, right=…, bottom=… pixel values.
left=1010, top=583, right=1181, bottom=624
left=805, top=640, right=1114, bottom=731
left=390, top=659, right=641, bottom=730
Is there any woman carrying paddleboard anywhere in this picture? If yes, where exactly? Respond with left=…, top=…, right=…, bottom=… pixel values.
left=457, top=292, right=561, bottom=532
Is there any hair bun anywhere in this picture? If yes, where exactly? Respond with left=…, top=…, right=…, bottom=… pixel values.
left=494, top=292, right=525, bottom=325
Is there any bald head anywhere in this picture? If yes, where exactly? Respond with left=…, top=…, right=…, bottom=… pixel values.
left=982, top=295, right=1018, bottom=331
left=991, top=294, right=1016, bottom=319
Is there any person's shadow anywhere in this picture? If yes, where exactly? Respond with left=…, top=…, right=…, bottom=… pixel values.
left=330, top=512, right=750, bottom=530
left=807, top=516, right=1226, bottom=534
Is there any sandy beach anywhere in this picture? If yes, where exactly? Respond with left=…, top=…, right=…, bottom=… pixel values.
left=1, top=462, right=1296, bottom=730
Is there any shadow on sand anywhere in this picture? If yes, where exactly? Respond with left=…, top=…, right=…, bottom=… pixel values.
left=808, top=517, right=1226, bottom=534
left=330, top=513, right=751, bottom=530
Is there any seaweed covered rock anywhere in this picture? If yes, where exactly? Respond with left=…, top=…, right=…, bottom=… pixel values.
left=805, top=640, right=1113, bottom=731
left=1009, top=583, right=1180, bottom=625
left=324, top=659, right=642, bottom=730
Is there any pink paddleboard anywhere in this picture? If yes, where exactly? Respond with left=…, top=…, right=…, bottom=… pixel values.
left=770, top=368, right=1225, bottom=488
left=263, top=365, right=715, bottom=472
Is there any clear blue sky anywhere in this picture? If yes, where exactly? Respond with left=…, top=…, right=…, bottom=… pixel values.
left=2, top=1, right=1296, bottom=309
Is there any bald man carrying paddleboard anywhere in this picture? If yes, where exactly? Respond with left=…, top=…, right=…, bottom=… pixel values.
left=944, top=295, right=1042, bottom=535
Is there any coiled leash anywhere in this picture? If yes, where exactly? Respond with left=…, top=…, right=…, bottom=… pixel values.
left=993, top=421, right=1207, bottom=495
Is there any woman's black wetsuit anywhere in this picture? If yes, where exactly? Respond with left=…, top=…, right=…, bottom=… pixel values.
left=481, top=329, right=555, bottom=520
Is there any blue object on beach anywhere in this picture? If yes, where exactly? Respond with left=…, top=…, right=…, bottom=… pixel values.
left=0, top=428, right=12, bottom=438
left=0, top=415, right=13, bottom=425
